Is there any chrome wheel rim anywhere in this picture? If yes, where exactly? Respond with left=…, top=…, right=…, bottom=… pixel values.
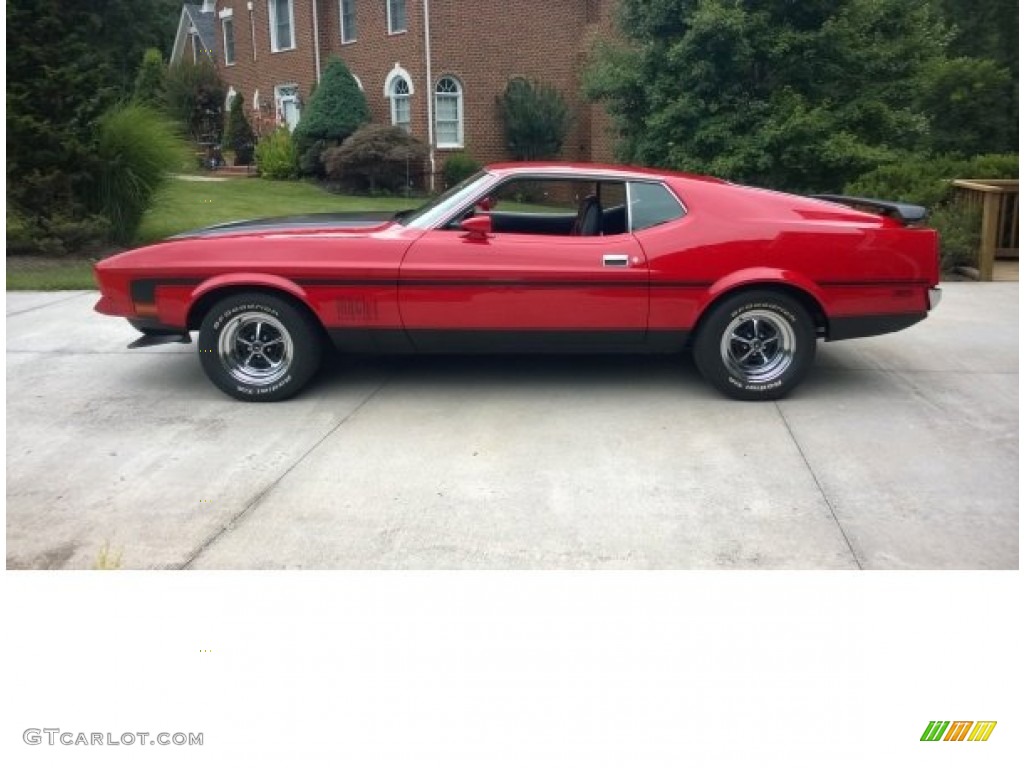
left=218, top=312, right=294, bottom=387
left=720, top=309, right=795, bottom=384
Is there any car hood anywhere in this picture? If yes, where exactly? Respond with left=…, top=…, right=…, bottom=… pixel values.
left=167, top=211, right=403, bottom=239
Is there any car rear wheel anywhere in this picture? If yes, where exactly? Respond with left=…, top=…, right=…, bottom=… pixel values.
left=198, top=292, right=322, bottom=402
left=693, top=290, right=816, bottom=401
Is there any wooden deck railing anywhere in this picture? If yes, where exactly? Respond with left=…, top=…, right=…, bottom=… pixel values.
left=950, top=179, right=1019, bottom=280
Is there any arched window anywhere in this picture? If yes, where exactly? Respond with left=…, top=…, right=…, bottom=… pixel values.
left=225, top=86, right=238, bottom=111
left=434, top=76, right=463, bottom=148
left=389, top=76, right=411, bottom=133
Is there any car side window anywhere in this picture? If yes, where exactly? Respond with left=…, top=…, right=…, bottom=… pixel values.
left=629, top=182, right=685, bottom=231
left=446, top=177, right=629, bottom=237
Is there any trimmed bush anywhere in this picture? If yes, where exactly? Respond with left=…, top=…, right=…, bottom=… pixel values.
left=442, top=152, right=482, bottom=189
left=223, top=93, right=256, bottom=166
left=322, top=124, right=428, bottom=193
left=255, top=127, right=299, bottom=179
left=92, top=103, right=190, bottom=243
left=497, top=78, right=570, bottom=160
left=294, top=57, right=370, bottom=177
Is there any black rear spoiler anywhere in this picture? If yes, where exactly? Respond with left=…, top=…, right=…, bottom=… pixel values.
left=810, top=194, right=928, bottom=225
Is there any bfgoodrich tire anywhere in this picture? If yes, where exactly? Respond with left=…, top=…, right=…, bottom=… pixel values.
left=197, top=293, right=322, bottom=402
left=693, top=290, right=816, bottom=401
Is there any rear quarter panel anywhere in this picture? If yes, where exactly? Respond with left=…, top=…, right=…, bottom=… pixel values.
left=641, top=179, right=940, bottom=334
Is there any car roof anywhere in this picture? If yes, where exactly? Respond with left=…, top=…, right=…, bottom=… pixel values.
left=484, top=161, right=726, bottom=185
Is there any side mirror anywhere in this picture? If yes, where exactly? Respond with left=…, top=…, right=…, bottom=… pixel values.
left=461, top=214, right=492, bottom=241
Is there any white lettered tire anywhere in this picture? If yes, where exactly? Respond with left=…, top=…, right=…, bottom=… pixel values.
left=198, top=292, right=322, bottom=402
left=693, top=290, right=816, bottom=401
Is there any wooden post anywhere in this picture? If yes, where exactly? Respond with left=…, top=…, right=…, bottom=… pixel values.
left=979, top=191, right=999, bottom=281
left=952, top=180, right=1018, bottom=281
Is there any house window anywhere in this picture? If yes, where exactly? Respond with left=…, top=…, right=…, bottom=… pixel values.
left=269, top=0, right=295, bottom=51
left=340, top=0, right=357, bottom=43
left=275, top=84, right=301, bottom=130
left=387, top=0, right=406, bottom=34
left=435, top=76, right=463, bottom=148
left=222, top=17, right=236, bottom=65
left=190, top=31, right=200, bottom=63
left=389, top=76, right=411, bottom=132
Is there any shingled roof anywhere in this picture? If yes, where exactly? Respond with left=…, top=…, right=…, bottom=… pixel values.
left=171, top=3, right=217, bottom=65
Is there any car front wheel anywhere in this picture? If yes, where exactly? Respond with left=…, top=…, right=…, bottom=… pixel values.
left=693, top=290, right=816, bottom=401
left=198, top=292, right=322, bottom=402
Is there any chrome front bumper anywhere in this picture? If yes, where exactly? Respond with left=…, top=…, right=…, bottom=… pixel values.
left=928, top=287, right=942, bottom=310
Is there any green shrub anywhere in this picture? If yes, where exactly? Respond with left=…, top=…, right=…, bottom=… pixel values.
left=298, top=138, right=328, bottom=177
left=442, top=152, right=482, bottom=188
left=845, top=153, right=1018, bottom=208
left=164, top=59, right=225, bottom=142
left=5, top=208, right=109, bottom=257
left=322, top=124, right=428, bottom=193
left=497, top=78, right=570, bottom=160
left=294, top=58, right=370, bottom=177
left=255, top=127, right=299, bottom=179
left=93, top=103, right=190, bottom=244
left=929, top=203, right=982, bottom=271
left=223, top=93, right=256, bottom=166
left=133, top=48, right=166, bottom=108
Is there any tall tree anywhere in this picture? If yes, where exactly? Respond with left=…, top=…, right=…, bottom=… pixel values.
left=586, top=0, right=953, bottom=191
left=6, top=0, right=181, bottom=222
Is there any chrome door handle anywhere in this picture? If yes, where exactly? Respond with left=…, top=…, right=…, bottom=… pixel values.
left=602, top=254, right=629, bottom=267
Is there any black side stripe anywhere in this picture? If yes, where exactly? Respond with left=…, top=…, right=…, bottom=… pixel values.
left=818, top=279, right=929, bottom=287
left=133, top=277, right=713, bottom=293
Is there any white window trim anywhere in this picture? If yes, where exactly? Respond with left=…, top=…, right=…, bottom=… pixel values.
left=386, top=0, right=407, bottom=35
left=274, top=83, right=301, bottom=130
left=351, top=73, right=364, bottom=91
left=389, top=79, right=411, bottom=131
left=222, top=17, right=236, bottom=65
left=225, top=86, right=238, bottom=111
left=339, top=0, right=357, bottom=44
left=268, top=0, right=296, bottom=53
left=434, top=76, right=464, bottom=149
left=383, top=63, right=414, bottom=97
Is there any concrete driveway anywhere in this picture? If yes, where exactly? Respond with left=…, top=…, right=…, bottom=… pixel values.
left=5, top=284, right=1018, bottom=569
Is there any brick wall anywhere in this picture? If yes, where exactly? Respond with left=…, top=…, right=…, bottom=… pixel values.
left=214, top=1, right=620, bottom=167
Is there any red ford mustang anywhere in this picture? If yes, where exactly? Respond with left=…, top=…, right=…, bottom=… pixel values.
left=94, top=162, right=941, bottom=402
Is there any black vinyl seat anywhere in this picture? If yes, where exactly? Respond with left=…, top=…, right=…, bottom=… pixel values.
left=572, top=194, right=602, bottom=236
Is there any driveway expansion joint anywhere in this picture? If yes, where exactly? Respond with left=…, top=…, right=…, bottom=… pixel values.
left=176, top=375, right=395, bottom=569
left=774, top=402, right=864, bottom=570
left=5, top=291, right=93, bottom=317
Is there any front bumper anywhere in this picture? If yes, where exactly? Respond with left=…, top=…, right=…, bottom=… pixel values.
left=928, top=287, right=942, bottom=310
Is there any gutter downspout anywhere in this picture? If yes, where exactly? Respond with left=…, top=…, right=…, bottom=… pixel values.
left=312, top=0, right=322, bottom=83
left=309, top=0, right=321, bottom=83
left=247, top=2, right=256, bottom=62
left=423, top=0, right=435, bottom=191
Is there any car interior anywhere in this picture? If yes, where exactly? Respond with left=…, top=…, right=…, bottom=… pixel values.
left=448, top=178, right=629, bottom=237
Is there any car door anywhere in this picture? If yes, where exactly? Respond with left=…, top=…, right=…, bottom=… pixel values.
left=398, top=177, right=649, bottom=352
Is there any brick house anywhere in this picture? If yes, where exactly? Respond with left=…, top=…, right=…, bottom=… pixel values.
left=172, top=1, right=619, bottom=184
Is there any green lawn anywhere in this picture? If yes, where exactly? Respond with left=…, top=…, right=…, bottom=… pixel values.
left=136, top=176, right=416, bottom=243
left=6, top=257, right=98, bottom=290
left=8, top=176, right=420, bottom=290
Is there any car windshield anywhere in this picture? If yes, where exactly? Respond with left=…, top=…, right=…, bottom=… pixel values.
left=395, top=170, right=496, bottom=228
